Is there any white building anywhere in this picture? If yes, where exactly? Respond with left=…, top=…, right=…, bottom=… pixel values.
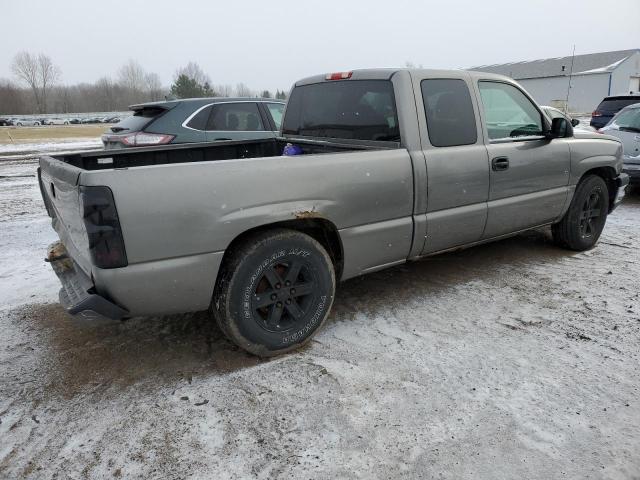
left=473, top=49, right=640, bottom=114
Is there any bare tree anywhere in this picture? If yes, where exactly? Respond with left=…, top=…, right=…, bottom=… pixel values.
left=212, top=84, right=232, bottom=97
left=145, top=72, right=164, bottom=101
left=117, top=59, right=146, bottom=103
left=95, top=77, right=117, bottom=111
left=11, top=51, right=60, bottom=113
left=175, top=61, right=210, bottom=86
left=0, top=79, right=27, bottom=114
left=235, top=82, right=253, bottom=97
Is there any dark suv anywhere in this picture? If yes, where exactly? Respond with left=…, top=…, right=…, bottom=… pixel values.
left=590, top=95, right=640, bottom=130
left=102, top=98, right=285, bottom=149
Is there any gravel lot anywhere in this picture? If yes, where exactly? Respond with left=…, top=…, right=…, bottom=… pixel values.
left=1, top=158, right=639, bottom=479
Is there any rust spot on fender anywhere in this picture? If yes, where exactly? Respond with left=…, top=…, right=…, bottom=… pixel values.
left=294, top=208, right=322, bottom=219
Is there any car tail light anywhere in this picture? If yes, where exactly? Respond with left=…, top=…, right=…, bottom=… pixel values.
left=120, top=132, right=174, bottom=146
left=79, top=186, right=127, bottom=269
left=325, top=71, right=353, bottom=80
left=592, top=110, right=602, bottom=117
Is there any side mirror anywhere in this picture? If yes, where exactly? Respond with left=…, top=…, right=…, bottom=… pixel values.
left=571, top=118, right=580, bottom=127
left=547, top=117, right=571, bottom=138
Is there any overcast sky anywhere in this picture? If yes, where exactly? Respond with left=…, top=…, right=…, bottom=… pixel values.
left=2, top=0, right=639, bottom=92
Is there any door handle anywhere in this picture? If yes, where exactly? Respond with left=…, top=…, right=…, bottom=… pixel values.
left=491, top=156, right=509, bottom=171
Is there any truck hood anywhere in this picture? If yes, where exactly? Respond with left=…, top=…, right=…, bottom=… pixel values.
left=573, top=130, right=621, bottom=143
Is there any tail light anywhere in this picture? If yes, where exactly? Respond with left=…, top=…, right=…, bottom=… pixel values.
left=325, top=71, right=353, bottom=80
left=79, top=186, right=127, bottom=269
left=103, top=132, right=174, bottom=147
left=121, top=132, right=174, bottom=146
left=592, top=110, right=602, bottom=117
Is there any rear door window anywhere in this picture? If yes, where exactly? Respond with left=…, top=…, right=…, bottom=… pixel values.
left=478, top=81, right=543, bottom=140
left=206, top=103, right=265, bottom=131
left=265, top=103, right=285, bottom=130
left=421, top=79, right=477, bottom=147
left=282, top=80, right=400, bottom=142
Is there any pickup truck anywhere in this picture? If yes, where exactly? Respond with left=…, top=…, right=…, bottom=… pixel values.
left=39, top=68, right=629, bottom=356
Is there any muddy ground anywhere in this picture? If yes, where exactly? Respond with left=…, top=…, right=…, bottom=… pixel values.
left=1, top=159, right=639, bottom=479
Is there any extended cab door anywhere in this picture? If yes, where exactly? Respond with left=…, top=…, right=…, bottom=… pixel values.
left=475, top=80, right=570, bottom=238
left=415, top=74, right=490, bottom=254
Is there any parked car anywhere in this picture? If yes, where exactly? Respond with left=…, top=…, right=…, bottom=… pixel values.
left=541, top=106, right=581, bottom=127
left=43, top=118, right=70, bottom=125
left=0, top=118, right=11, bottom=126
left=14, top=118, right=41, bottom=126
left=68, top=117, right=83, bottom=124
left=599, top=102, right=640, bottom=184
left=81, top=117, right=103, bottom=124
left=39, top=68, right=627, bottom=357
left=590, top=94, right=640, bottom=129
left=101, top=98, right=285, bottom=149
left=103, top=116, right=121, bottom=123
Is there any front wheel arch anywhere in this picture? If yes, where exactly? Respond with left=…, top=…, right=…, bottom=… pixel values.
left=579, top=167, right=617, bottom=212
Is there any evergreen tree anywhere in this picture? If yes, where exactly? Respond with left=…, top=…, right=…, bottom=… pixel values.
left=260, top=90, right=272, bottom=98
left=170, top=74, right=216, bottom=99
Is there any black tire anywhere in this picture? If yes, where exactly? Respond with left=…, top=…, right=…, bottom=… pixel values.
left=552, top=174, right=609, bottom=251
left=213, top=229, right=335, bottom=357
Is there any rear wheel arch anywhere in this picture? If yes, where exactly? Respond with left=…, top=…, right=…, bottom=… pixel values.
left=217, top=218, right=344, bottom=286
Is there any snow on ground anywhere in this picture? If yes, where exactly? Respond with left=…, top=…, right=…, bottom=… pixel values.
left=0, top=160, right=59, bottom=309
left=0, top=139, right=102, bottom=161
left=1, top=160, right=639, bottom=479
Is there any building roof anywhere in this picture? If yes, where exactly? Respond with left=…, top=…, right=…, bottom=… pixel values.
left=472, top=49, right=639, bottom=80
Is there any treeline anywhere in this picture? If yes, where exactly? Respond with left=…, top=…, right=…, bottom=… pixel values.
left=0, top=52, right=288, bottom=115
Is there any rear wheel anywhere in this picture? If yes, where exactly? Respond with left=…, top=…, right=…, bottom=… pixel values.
left=552, top=174, right=609, bottom=251
left=213, top=229, right=335, bottom=357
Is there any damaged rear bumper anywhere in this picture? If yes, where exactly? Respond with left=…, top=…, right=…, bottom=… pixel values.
left=46, top=242, right=128, bottom=320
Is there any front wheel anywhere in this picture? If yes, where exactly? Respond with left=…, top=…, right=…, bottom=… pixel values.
left=213, top=229, right=336, bottom=357
left=552, top=174, right=609, bottom=251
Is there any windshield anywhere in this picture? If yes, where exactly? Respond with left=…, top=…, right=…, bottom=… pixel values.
left=611, top=107, right=640, bottom=131
left=282, top=80, right=400, bottom=142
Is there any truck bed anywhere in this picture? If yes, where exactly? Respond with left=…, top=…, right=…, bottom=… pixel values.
left=53, top=137, right=400, bottom=170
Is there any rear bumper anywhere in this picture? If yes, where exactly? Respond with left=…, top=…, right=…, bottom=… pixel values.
left=47, top=242, right=128, bottom=320
left=623, top=162, right=640, bottom=183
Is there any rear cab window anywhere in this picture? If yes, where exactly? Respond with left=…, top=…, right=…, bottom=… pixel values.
left=421, top=79, right=477, bottom=147
left=282, top=80, right=400, bottom=142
